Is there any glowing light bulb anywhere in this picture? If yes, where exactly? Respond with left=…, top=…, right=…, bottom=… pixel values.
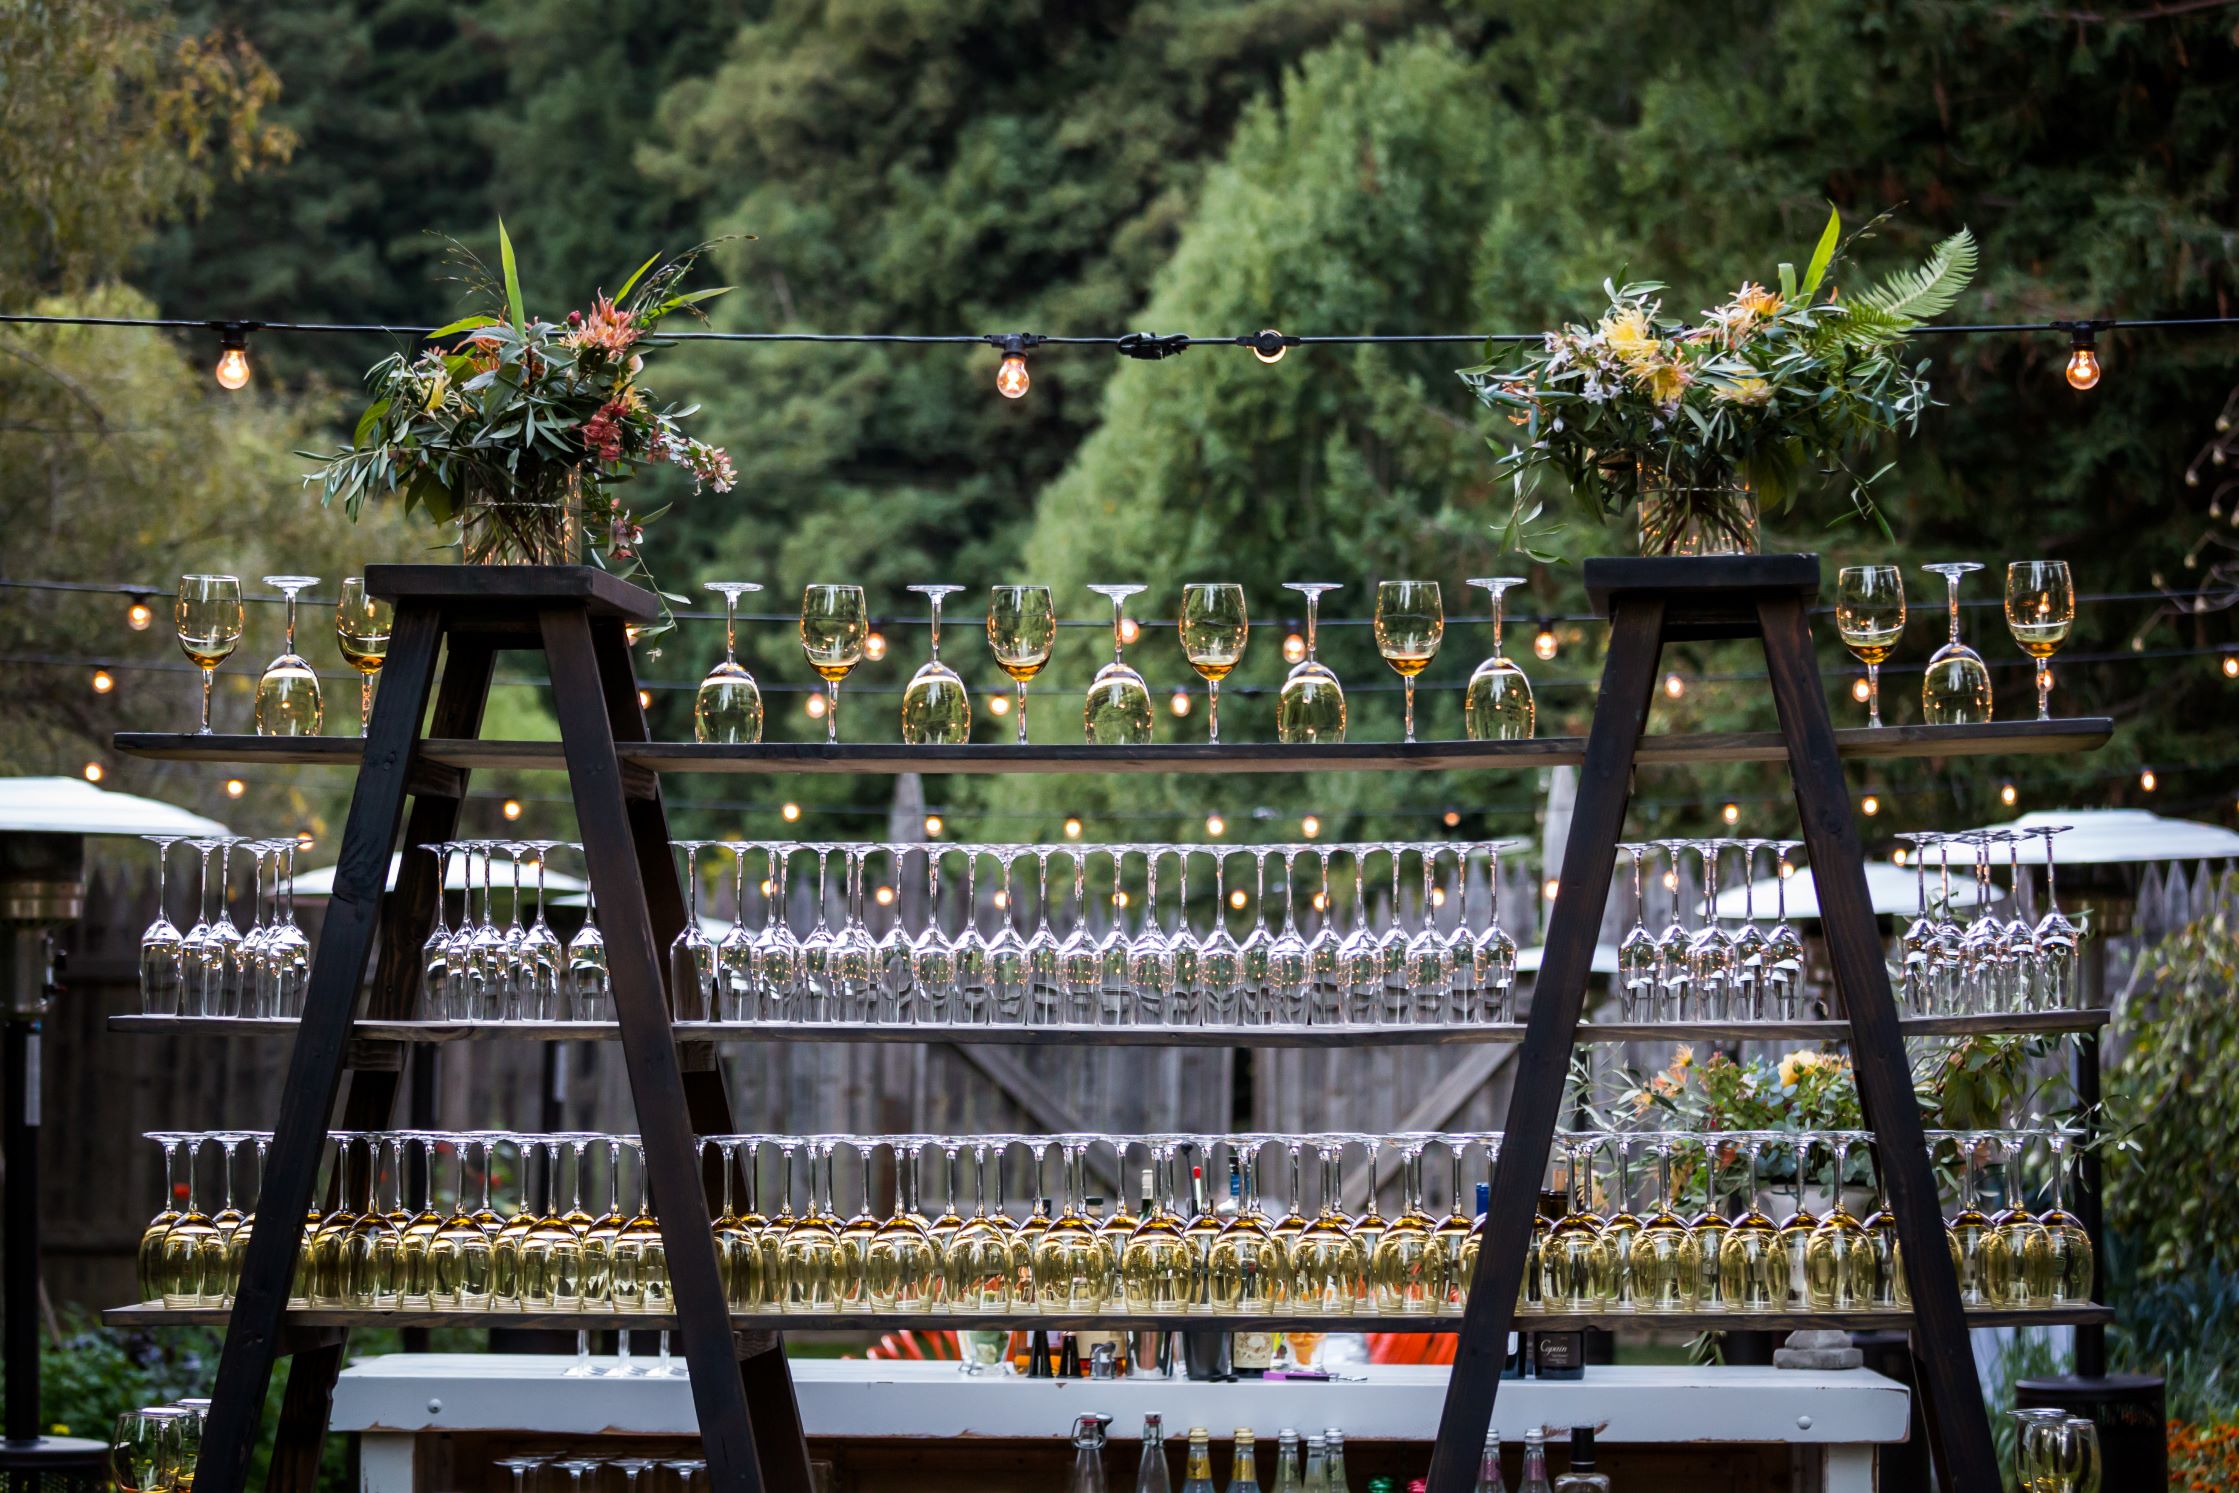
left=1300, top=815, right=1321, bottom=839
left=1442, top=810, right=1461, bottom=828
left=1721, top=802, right=1739, bottom=825
left=1543, top=877, right=1561, bottom=902
left=1282, top=631, right=1306, bottom=663
left=996, top=353, right=1030, bottom=399
left=1252, top=329, right=1288, bottom=365
left=213, top=329, right=251, bottom=390
left=1119, top=617, right=1141, bottom=646
left=992, top=890, right=1009, bottom=910
left=874, top=884, right=896, bottom=907
left=805, top=693, right=828, bottom=719
left=925, top=814, right=944, bottom=836
left=2140, top=768, right=2157, bottom=792
left=91, top=666, right=115, bottom=695
left=1228, top=888, right=1248, bottom=910
left=1861, top=793, right=1880, bottom=816
left=637, top=688, right=652, bottom=710
left=781, top=801, right=802, bottom=822
left=1851, top=676, right=1873, bottom=703
left=2000, top=781, right=2018, bottom=806
left=1313, top=892, right=1330, bottom=912
left=126, top=598, right=153, bottom=631
left=1533, top=623, right=1559, bottom=662
left=989, top=692, right=1011, bottom=715
left=1169, top=689, right=1191, bottom=717
left=1114, top=890, right=1131, bottom=909
left=225, top=778, right=245, bottom=798
left=2223, top=653, right=2239, bottom=679
left=1893, top=847, right=1908, bottom=867
left=1429, top=887, right=1446, bottom=909
left=1661, top=870, right=1678, bottom=892
left=864, top=631, right=887, bottom=661
left=502, top=798, right=523, bottom=821
left=1062, top=817, right=1082, bottom=839
left=1779, top=859, right=1795, bottom=879
left=1205, top=814, right=1225, bottom=837
left=2065, top=345, right=2101, bottom=391
left=1663, top=672, right=1685, bottom=699
left=83, top=762, right=104, bottom=783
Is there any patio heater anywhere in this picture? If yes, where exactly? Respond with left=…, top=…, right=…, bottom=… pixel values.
left=0, top=779, right=226, bottom=1493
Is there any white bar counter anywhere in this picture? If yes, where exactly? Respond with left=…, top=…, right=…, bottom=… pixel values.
left=333, top=1354, right=1908, bottom=1491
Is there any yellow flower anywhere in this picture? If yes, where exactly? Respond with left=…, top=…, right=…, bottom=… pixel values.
left=1713, top=375, right=1772, bottom=406
left=1735, top=282, right=1782, bottom=319
left=1672, top=1043, right=1695, bottom=1071
left=1600, top=305, right=1660, bottom=370
left=1777, top=1049, right=1816, bottom=1087
left=1643, top=359, right=1692, bottom=405
left=421, top=368, right=450, bottom=411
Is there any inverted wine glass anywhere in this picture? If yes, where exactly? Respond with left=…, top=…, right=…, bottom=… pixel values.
left=140, top=836, right=186, bottom=1014
left=254, top=575, right=324, bottom=736
left=1920, top=562, right=1993, bottom=724
left=695, top=581, right=765, bottom=744
left=1083, top=584, right=1153, bottom=745
left=1462, top=577, right=1533, bottom=740
left=1276, top=583, right=1345, bottom=743
left=901, top=584, right=971, bottom=744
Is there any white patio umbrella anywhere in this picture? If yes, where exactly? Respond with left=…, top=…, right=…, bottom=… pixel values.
left=1710, top=861, right=1998, bottom=921
left=0, top=776, right=227, bottom=838
left=1518, top=943, right=1621, bottom=976
left=292, top=854, right=586, bottom=899
left=1940, top=808, right=2239, bottom=866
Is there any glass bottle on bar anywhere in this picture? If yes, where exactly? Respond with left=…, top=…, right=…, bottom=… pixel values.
left=1181, top=1428, right=1217, bottom=1493
left=1549, top=1428, right=1609, bottom=1493
left=1473, top=1429, right=1506, bottom=1493
left=1138, top=1414, right=1173, bottom=1493
left=1271, top=1430, right=1303, bottom=1493
left=1516, top=1429, right=1554, bottom=1493
left=1226, top=1429, right=1262, bottom=1493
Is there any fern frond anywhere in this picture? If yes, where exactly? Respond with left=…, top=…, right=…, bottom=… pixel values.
left=1854, top=227, right=1977, bottom=326
left=1817, top=299, right=1916, bottom=350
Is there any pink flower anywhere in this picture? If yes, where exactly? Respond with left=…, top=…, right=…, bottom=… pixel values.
left=565, top=295, right=639, bottom=359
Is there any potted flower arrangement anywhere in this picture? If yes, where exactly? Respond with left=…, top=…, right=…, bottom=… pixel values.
left=305, top=223, right=734, bottom=590
left=1461, top=209, right=1976, bottom=556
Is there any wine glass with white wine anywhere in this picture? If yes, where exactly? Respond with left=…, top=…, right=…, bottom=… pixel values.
left=334, top=578, right=393, bottom=735
left=1373, top=580, right=1443, bottom=744
left=1083, top=584, right=1153, bottom=745
left=254, top=575, right=324, bottom=736
left=900, top=585, right=971, bottom=744
left=1178, top=583, right=1248, bottom=745
left=1920, top=562, right=1992, bottom=725
left=174, top=574, right=243, bottom=736
left=799, top=584, right=870, bottom=744
left=1462, top=577, right=1533, bottom=740
left=986, top=584, right=1056, bottom=745
left=2004, top=560, right=2074, bottom=721
left=1275, top=583, right=1345, bottom=744
left=1834, top=565, right=1903, bottom=728
left=694, top=581, right=765, bottom=744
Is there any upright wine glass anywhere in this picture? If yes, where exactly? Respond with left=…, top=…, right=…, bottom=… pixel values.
left=1276, top=583, right=1345, bottom=743
left=900, top=585, right=971, bottom=744
left=799, top=584, right=869, bottom=744
left=1462, top=577, right=1533, bottom=740
left=1834, top=565, right=1904, bottom=728
left=175, top=574, right=244, bottom=735
left=695, top=581, right=766, bottom=744
left=1373, top=581, right=1444, bottom=743
left=1178, top=583, right=1249, bottom=744
left=254, top=575, right=324, bottom=736
left=986, top=584, right=1056, bottom=745
left=334, top=578, right=393, bottom=735
left=1083, top=584, right=1153, bottom=745
left=1920, top=562, right=1993, bottom=725
left=140, top=836, right=186, bottom=1014
left=2004, top=560, right=2074, bottom=721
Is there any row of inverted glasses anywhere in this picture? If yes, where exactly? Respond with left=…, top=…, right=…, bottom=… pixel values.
left=661, top=839, right=1526, bottom=1028
left=1834, top=560, right=2075, bottom=727
left=173, top=573, right=396, bottom=736
left=1612, top=838, right=1808, bottom=1023
left=138, top=834, right=310, bottom=1017
left=1893, top=826, right=2081, bottom=1014
left=495, top=1455, right=705, bottom=1493
left=414, top=840, right=611, bottom=1022
left=691, top=579, right=1540, bottom=747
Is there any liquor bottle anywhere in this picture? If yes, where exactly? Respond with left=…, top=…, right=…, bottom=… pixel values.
left=1532, top=1186, right=1584, bottom=1381
left=1270, top=1429, right=1303, bottom=1493
left=1184, top=1166, right=1232, bottom=1380
left=1227, top=1429, right=1262, bottom=1493
left=1324, top=1429, right=1351, bottom=1493
left=1139, top=1414, right=1174, bottom=1493
left=1550, top=1428, right=1609, bottom=1492
left=1059, top=1330, right=1081, bottom=1377
left=1027, top=1328, right=1053, bottom=1378
left=1474, top=1429, right=1506, bottom=1493
left=1070, top=1413, right=1114, bottom=1493
left=1517, top=1429, right=1554, bottom=1493
left=1181, top=1427, right=1218, bottom=1493
left=1302, top=1433, right=1329, bottom=1493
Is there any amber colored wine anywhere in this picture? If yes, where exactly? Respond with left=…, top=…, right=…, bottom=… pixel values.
left=337, top=634, right=387, bottom=674
left=2007, top=619, right=2071, bottom=659
left=1836, top=599, right=1905, bottom=666
left=997, top=656, right=1048, bottom=683
left=1378, top=646, right=1437, bottom=678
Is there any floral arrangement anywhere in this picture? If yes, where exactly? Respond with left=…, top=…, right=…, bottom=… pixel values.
left=1460, top=208, right=1976, bottom=556
left=1630, top=1044, right=1866, bottom=1135
left=304, top=222, right=735, bottom=607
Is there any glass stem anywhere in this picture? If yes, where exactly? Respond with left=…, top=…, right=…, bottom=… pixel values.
left=1207, top=679, right=1221, bottom=745
left=2036, top=658, right=2052, bottom=721
left=1403, top=676, right=1416, bottom=742
left=200, top=666, right=215, bottom=733
left=825, top=679, right=840, bottom=744
left=361, top=674, right=374, bottom=734
left=1015, top=680, right=1028, bottom=745
left=1866, top=662, right=1882, bottom=729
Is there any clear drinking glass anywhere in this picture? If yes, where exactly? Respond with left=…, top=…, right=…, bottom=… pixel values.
left=1463, top=577, right=1533, bottom=740
left=1178, top=583, right=1249, bottom=745
left=140, top=836, right=186, bottom=1014
left=695, top=581, right=766, bottom=744
left=175, top=574, right=244, bottom=735
left=900, top=585, right=971, bottom=744
left=254, top=575, right=325, bottom=736
left=1920, top=562, right=1993, bottom=725
left=1276, top=583, right=1345, bottom=743
left=1373, top=581, right=1443, bottom=743
left=799, top=584, right=870, bottom=744
left=1083, top=584, right=1154, bottom=745
left=2005, top=560, right=2074, bottom=721
left=1835, top=565, right=1904, bottom=728
left=111, top=1407, right=190, bottom=1493
left=986, top=584, right=1056, bottom=745
left=334, top=578, right=393, bottom=735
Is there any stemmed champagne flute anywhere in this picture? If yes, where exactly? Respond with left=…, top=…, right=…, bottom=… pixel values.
left=799, top=584, right=869, bottom=744
left=140, top=836, right=186, bottom=1014
left=900, top=585, right=971, bottom=744
left=695, top=581, right=765, bottom=744
left=1373, top=581, right=1443, bottom=743
left=1276, top=583, right=1345, bottom=743
left=335, top=578, right=393, bottom=735
left=986, top=584, right=1056, bottom=745
left=1463, top=577, right=1533, bottom=740
left=2005, top=560, right=2074, bottom=721
left=254, top=575, right=325, bottom=736
left=1178, top=583, right=1248, bottom=744
left=1083, top=584, right=1154, bottom=745
left=1920, top=562, right=1993, bottom=724
left=1834, top=565, right=1903, bottom=728
left=175, top=574, right=244, bottom=735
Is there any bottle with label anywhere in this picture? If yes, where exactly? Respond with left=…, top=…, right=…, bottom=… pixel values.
left=1474, top=1428, right=1506, bottom=1493
left=1226, top=1429, right=1262, bottom=1493
left=1516, top=1429, right=1553, bottom=1493
left=1302, top=1433, right=1329, bottom=1493
left=1532, top=1181, right=1584, bottom=1381
left=1550, top=1428, right=1609, bottom=1492
left=1070, top=1413, right=1114, bottom=1493
left=1184, top=1166, right=1233, bottom=1380
left=1138, top=1414, right=1174, bottom=1493
left=1324, top=1429, right=1351, bottom=1493
left=1181, top=1427, right=1217, bottom=1493
left=1232, top=1326, right=1275, bottom=1377
left=1270, top=1429, right=1303, bottom=1493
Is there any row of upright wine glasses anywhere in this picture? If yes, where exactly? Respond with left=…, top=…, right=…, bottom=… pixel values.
left=139, top=1126, right=2091, bottom=1319
left=172, top=573, right=394, bottom=736
left=1834, top=559, right=2075, bottom=727
left=651, top=838, right=1531, bottom=1030
left=1897, top=828, right=2084, bottom=1014
left=136, top=834, right=313, bottom=1018
left=704, top=578, right=1536, bottom=747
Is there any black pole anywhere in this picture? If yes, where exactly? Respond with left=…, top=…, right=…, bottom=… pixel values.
left=3, top=1010, right=40, bottom=1446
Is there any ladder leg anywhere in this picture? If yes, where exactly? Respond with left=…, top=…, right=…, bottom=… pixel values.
left=1427, top=598, right=1668, bottom=1493
left=193, top=604, right=448, bottom=1493
left=541, top=607, right=767, bottom=1493
left=1756, top=595, right=1999, bottom=1493
left=266, top=1339, right=347, bottom=1493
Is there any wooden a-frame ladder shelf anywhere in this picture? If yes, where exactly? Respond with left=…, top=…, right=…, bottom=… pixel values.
left=112, top=557, right=2108, bottom=1493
